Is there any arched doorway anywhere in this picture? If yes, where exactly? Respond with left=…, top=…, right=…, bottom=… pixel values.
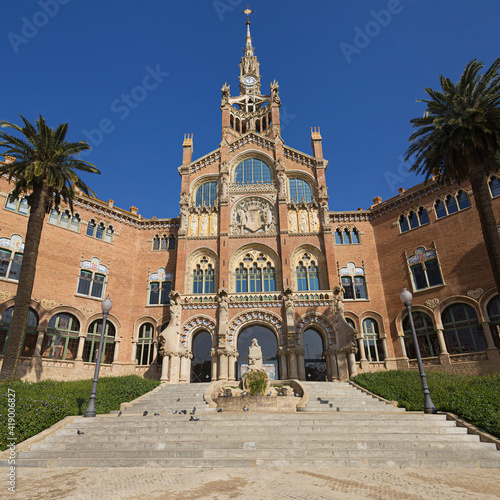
left=303, top=328, right=326, bottom=381
left=237, top=325, right=279, bottom=381
left=190, top=330, right=212, bottom=383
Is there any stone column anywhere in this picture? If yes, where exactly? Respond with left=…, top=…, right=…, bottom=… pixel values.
left=211, top=349, right=218, bottom=381
left=288, top=349, right=298, bottom=379
left=179, top=353, right=191, bottom=383
left=279, top=350, right=288, bottom=380
left=297, top=349, right=305, bottom=381
left=337, top=351, right=349, bottom=381
left=325, top=352, right=331, bottom=380
left=357, top=335, right=367, bottom=360
left=228, top=353, right=237, bottom=381
left=131, top=341, right=138, bottom=363
left=328, top=352, right=338, bottom=380
left=482, top=321, right=499, bottom=352
left=348, top=350, right=357, bottom=377
left=436, top=328, right=448, bottom=354
left=76, top=334, right=86, bottom=361
left=161, top=355, right=170, bottom=381
left=113, top=340, right=120, bottom=362
left=169, top=353, right=181, bottom=383
left=398, top=335, right=408, bottom=358
left=152, top=341, right=158, bottom=363
left=381, top=337, right=389, bottom=360
left=218, top=349, right=228, bottom=380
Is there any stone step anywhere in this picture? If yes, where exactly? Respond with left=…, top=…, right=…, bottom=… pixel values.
left=30, top=439, right=496, bottom=452
left=7, top=457, right=500, bottom=468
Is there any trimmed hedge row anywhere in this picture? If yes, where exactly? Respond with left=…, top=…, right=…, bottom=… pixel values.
left=0, top=375, right=160, bottom=451
left=351, top=370, right=500, bottom=438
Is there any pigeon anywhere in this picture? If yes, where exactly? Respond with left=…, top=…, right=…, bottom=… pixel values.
left=243, top=406, right=249, bottom=412
left=217, top=408, right=223, bottom=413
left=182, top=409, right=187, bottom=415
left=176, top=398, right=181, bottom=402
left=154, top=412, right=160, bottom=416
left=77, top=430, right=84, bottom=435
left=143, top=411, right=148, bottom=416
left=294, top=393, right=300, bottom=397
left=117, top=411, right=122, bottom=417
left=189, top=407, right=196, bottom=415
left=242, top=391, right=248, bottom=397
left=267, top=392, right=272, bottom=396
left=189, top=416, right=200, bottom=421
left=256, top=393, right=260, bottom=396
left=173, top=410, right=178, bottom=414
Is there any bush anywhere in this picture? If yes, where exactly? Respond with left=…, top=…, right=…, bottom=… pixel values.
left=0, top=375, right=160, bottom=451
left=352, top=370, right=500, bottom=438
left=245, top=370, right=268, bottom=395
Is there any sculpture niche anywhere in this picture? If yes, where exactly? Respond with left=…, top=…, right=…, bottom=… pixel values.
left=242, top=338, right=270, bottom=395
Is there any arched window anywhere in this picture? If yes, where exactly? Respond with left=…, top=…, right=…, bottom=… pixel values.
left=289, top=178, right=313, bottom=203
left=148, top=267, right=172, bottom=305
left=191, top=255, right=216, bottom=295
left=77, top=258, right=108, bottom=299
left=0, top=249, right=22, bottom=282
left=5, top=197, right=29, bottom=215
left=346, top=318, right=360, bottom=361
left=362, top=318, right=384, bottom=362
left=335, top=227, right=360, bottom=244
left=86, top=219, right=113, bottom=242
left=234, top=158, right=272, bottom=185
left=399, top=208, right=429, bottom=233
left=335, top=229, right=343, bottom=244
left=489, top=177, right=500, bottom=198
left=442, top=303, right=487, bottom=354
left=295, top=252, right=320, bottom=291
left=340, top=262, right=367, bottom=300
left=168, top=235, right=176, bottom=249
left=408, top=247, right=443, bottom=291
left=84, top=319, right=116, bottom=364
left=487, top=295, right=500, bottom=349
left=42, top=313, right=80, bottom=360
left=403, top=311, right=439, bottom=358
left=0, top=307, right=38, bottom=357
left=49, top=209, right=79, bottom=231
left=136, top=323, right=155, bottom=365
left=435, top=192, right=470, bottom=219
left=233, top=251, right=276, bottom=293
left=195, top=181, right=217, bottom=207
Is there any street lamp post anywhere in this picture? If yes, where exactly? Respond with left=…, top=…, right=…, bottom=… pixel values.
left=84, top=295, right=113, bottom=418
left=400, top=287, right=436, bottom=414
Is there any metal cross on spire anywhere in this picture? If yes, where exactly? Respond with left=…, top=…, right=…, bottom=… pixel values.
left=242, top=5, right=255, bottom=25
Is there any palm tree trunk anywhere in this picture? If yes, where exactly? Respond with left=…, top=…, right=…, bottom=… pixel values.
left=0, top=179, right=49, bottom=380
left=469, top=165, right=500, bottom=294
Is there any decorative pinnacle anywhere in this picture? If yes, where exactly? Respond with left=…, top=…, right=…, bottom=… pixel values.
left=242, top=5, right=255, bottom=25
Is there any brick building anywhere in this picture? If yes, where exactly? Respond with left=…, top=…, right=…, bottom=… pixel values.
left=1, top=16, right=499, bottom=382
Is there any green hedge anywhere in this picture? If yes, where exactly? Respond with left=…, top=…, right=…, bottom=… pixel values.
left=352, top=370, right=500, bottom=438
left=0, top=375, right=160, bottom=451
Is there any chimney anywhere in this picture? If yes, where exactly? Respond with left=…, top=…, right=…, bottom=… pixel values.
left=398, top=187, right=405, bottom=195
left=310, top=127, right=323, bottom=159
left=182, top=134, right=193, bottom=165
left=129, top=206, right=138, bottom=215
left=371, top=196, right=383, bottom=208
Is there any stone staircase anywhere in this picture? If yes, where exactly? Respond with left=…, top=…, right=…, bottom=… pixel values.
left=4, top=381, right=500, bottom=468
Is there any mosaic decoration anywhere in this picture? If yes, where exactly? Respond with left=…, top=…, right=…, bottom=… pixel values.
left=82, top=307, right=95, bottom=317
left=424, top=298, right=439, bottom=309
left=149, top=267, right=172, bottom=281
left=181, top=316, right=217, bottom=348
left=339, top=262, right=364, bottom=276
left=296, top=313, right=336, bottom=345
left=228, top=310, right=285, bottom=345
left=40, top=299, right=56, bottom=310
left=467, top=288, right=484, bottom=300
left=408, top=247, right=437, bottom=265
left=81, top=257, right=108, bottom=274
left=0, top=234, right=24, bottom=252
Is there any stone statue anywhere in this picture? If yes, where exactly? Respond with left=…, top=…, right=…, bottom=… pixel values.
left=332, top=286, right=357, bottom=349
left=310, top=210, right=319, bottom=232
left=180, top=205, right=188, bottom=230
left=319, top=185, right=328, bottom=199
left=237, top=204, right=247, bottom=228
left=211, top=213, right=218, bottom=235
left=180, top=192, right=190, bottom=205
left=283, top=288, right=295, bottom=327
left=218, top=292, right=228, bottom=326
left=248, top=338, right=263, bottom=371
left=299, top=211, right=308, bottom=233
left=200, top=213, right=209, bottom=236
left=278, top=171, right=287, bottom=197
left=190, top=214, right=198, bottom=236
left=221, top=83, right=230, bottom=106
left=288, top=211, right=297, bottom=233
left=221, top=174, right=229, bottom=198
left=159, top=292, right=181, bottom=355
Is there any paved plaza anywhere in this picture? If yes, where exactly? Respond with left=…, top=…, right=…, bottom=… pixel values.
left=8, top=466, right=500, bottom=499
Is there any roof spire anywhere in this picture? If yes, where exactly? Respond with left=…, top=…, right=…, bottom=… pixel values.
left=239, top=5, right=260, bottom=95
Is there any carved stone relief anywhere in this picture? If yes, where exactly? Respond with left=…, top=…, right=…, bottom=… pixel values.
left=231, top=197, right=276, bottom=236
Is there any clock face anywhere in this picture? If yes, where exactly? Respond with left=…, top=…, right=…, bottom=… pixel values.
left=242, top=76, right=257, bottom=86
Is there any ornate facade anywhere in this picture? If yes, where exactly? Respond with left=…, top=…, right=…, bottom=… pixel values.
left=0, top=15, right=499, bottom=382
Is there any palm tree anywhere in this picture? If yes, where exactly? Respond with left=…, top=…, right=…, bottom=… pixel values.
left=406, top=58, right=500, bottom=293
left=0, top=115, right=100, bottom=380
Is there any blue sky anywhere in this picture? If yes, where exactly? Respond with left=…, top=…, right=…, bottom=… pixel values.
left=2, top=0, right=499, bottom=218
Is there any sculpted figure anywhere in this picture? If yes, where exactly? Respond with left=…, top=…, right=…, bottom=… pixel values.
left=237, top=204, right=247, bottom=228
left=219, top=292, right=228, bottom=326
left=159, top=293, right=181, bottom=355
left=190, top=214, right=198, bottom=236
left=310, top=210, right=319, bottom=232
left=288, top=211, right=297, bottom=233
left=221, top=174, right=229, bottom=198
left=200, top=213, right=209, bottom=236
left=248, top=338, right=263, bottom=370
left=211, top=213, right=218, bottom=236
left=278, top=171, right=286, bottom=196
left=180, top=205, right=188, bottom=230
left=299, top=211, right=308, bottom=233
left=284, top=289, right=295, bottom=326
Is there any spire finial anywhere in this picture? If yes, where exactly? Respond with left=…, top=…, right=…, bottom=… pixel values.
left=242, top=5, right=255, bottom=26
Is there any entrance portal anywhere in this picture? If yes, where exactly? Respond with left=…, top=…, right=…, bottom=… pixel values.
left=237, top=325, right=279, bottom=380
left=190, top=330, right=212, bottom=383
left=303, top=328, right=326, bottom=381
